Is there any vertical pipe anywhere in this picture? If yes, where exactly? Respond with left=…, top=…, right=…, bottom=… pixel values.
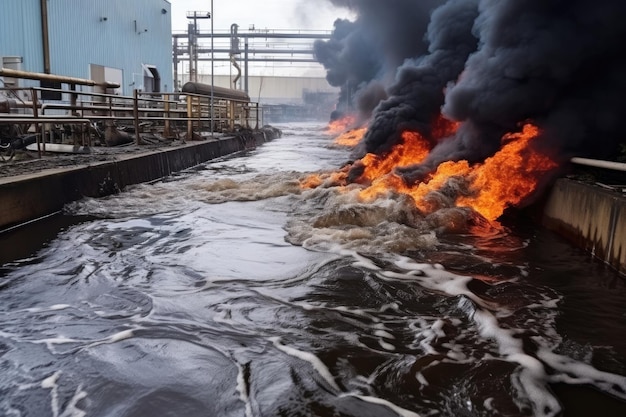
left=40, top=0, right=51, bottom=73
left=187, top=23, right=194, bottom=83
left=173, top=37, right=179, bottom=91
left=210, top=0, right=214, bottom=137
left=193, top=15, right=198, bottom=82
left=133, top=89, right=141, bottom=145
left=244, top=38, right=249, bottom=94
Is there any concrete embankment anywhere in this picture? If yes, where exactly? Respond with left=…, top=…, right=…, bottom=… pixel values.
left=542, top=178, right=626, bottom=275
left=0, top=128, right=280, bottom=230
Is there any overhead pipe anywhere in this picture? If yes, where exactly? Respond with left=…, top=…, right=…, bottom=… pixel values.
left=0, top=68, right=120, bottom=89
left=571, top=157, right=626, bottom=172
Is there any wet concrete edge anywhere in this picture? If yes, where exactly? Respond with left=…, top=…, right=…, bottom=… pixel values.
left=542, top=178, right=626, bottom=275
left=0, top=129, right=279, bottom=230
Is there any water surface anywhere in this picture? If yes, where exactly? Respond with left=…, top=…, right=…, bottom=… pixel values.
left=1, top=122, right=625, bottom=417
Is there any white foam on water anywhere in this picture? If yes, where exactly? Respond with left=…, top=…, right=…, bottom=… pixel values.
left=269, top=336, right=341, bottom=392
left=82, top=328, right=137, bottom=351
left=340, top=393, right=422, bottom=417
left=538, top=348, right=626, bottom=400
left=41, top=371, right=88, bottom=417
left=235, top=361, right=254, bottom=417
left=23, top=304, right=72, bottom=313
left=378, top=339, right=396, bottom=351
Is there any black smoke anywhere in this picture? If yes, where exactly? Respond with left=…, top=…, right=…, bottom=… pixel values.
left=318, top=0, right=626, bottom=181
left=314, top=0, right=444, bottom=122
left=437, top=0, right=626, bottom=166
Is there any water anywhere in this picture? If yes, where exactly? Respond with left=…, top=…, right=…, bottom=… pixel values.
left=0, top=122, right=625, bottom=417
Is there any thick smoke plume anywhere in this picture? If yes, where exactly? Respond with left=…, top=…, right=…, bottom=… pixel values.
left=314, top=0, right=444, bottom=122
left=317, top=0, right=626, bottom=179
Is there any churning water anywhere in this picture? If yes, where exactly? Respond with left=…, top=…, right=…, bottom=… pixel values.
left=0, top=123, right=625, bottom=417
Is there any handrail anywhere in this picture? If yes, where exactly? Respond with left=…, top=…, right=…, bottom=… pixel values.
left=571, top=157, right=626, bottom=173
left=1, top=83, right=265, bottom=156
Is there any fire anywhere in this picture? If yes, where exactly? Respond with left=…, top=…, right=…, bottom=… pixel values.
left=356, top=122, right=557, bottom=221
left=457, top=124, right=558, bottom=220
left=307, top=118, right=557, bottom=223
left=431, top=114, right=461, bottom=139
left=326, top=115, right=357, bottom=135
left=357, top=130, right=432, bottom=183
left=334, top=127, right=366, bottom=147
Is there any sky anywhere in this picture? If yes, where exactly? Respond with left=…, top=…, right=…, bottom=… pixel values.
left=167, top=0, right=353, bottom=77
left=168, top=0, right=351, bottom=33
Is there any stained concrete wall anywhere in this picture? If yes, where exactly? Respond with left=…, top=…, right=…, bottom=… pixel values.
left=0, top=130, right=276, bottom=230
left=542, top=179, right=626, bottom=275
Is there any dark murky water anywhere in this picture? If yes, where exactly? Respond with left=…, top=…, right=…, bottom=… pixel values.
left=1, top=123, right=625, bottom=417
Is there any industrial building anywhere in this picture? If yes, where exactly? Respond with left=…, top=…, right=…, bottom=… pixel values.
left=0, top=0, right=173, bottom=96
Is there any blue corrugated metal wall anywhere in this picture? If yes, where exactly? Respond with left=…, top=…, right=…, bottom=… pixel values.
left=1, top=0, right=172, bottom=95
left=0, top=0, right=45, bottom=75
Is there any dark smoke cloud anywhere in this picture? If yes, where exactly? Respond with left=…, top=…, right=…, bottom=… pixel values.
left=435, top=0, right=626, bottom=165
left=314, top=0, right=444, bottom=121
left=318, top=0, right=626, bottom=183
left=358, top=0, right=479, bottom=159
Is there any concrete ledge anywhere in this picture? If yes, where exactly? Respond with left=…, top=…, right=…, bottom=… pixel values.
left=0, top=129, right=279, bottom=230
left=542, top=178, right=626, bottom=274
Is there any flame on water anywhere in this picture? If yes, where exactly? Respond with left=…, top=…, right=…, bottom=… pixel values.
left=326, top=115, right=357, bottom=135
left=358, top=123, right=557, bottom=221
left=456, top=124, right=558, bottom=220
left=300, top=166, right=350, bottom=189
left=306, top=118, right=558, bottom=222
left=358, top=130, right=432, bottom=183
left=334, top=127, right=367, bottom=147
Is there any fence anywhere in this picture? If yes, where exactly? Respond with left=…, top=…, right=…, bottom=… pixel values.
left=0, top=84, right=263, bottom=158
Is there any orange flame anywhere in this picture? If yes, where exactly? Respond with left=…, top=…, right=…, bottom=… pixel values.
left=457, top=124, right=558, bottom=220
left=326, top=115, right=357, bottom=135
left=309, top=116, right=558, bottom=222
left=357, top=122, right=557, bottom=221
left=357, top=130, right=432, bottom=183
left=334, top=127, right=367, bottom=147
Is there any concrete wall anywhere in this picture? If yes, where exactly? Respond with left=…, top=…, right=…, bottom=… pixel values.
left=542, top=179, right=626, bottom=275
left=0, top=130, right=278, bottom=230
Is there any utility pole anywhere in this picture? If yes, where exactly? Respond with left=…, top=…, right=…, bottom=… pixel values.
left=210, top=0, right=214, bottom=137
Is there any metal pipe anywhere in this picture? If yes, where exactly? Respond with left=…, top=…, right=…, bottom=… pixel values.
left=0, top=68, right=120, bottom=89
left=180, top=48, right=315, bottom=55
left=173, top=32, right=331, bottom=40
left=189, top=57, right=319, bottom=63
left=571, top=157, right=626, bottom=172
left=133, top=89, right=141, bottom=145
left=40, top=0, right=50, bottom=73
left=244, top=39, right=249, bottom=94
left=210, top=0, right=214, bottom=138
left=173, top=37, right=179, bottom=91
left=230, top=56, right=241, bottom=89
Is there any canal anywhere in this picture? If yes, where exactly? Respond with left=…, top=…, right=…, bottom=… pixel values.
left=0, top=122, right=625, bottom=417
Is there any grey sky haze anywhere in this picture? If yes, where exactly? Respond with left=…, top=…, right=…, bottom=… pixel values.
left=168, top=0, right=352, bottom=33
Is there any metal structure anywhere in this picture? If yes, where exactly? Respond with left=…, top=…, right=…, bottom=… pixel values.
left=172, top=28, right=331, bottom=94
left=1, top=70, right=263, bottom=161
left=187, top=11, right=211, bottom=83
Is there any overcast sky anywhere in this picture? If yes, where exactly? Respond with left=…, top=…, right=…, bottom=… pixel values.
left=168, top=0, right=354, bottom=77
left=168, top=0, right=353, bottom=33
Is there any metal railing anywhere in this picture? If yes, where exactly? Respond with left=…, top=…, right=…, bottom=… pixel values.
left=0, top=85, right=264, bottom=155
